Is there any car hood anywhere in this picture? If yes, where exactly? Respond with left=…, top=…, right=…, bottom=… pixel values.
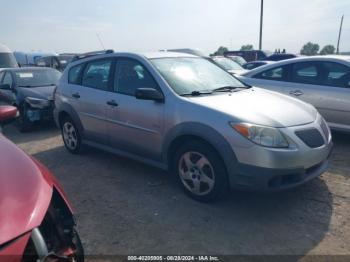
left=0, top=135, right=52, bottom=245
left=17, top=85, right=56, bottom=100
left=188, top=87, right=317, bottom=127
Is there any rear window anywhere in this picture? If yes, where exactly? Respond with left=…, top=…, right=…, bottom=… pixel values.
left=68, top=64, right=84, bottom=84
left=0, top=53, right=18, bottom=68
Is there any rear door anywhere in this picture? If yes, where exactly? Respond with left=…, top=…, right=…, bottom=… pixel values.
left=105, top=57, right=164, bottom=160
left=314, top=61, right=350, bottom=129
left=68, top=59, right=114, bottom=144
left=282, top=61, right=350, bottom=129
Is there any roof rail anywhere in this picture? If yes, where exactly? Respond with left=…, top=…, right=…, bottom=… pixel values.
left=71, top=49, right=114, bottom=62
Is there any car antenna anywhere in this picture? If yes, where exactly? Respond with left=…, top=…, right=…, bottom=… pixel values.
left=96, top=33, right=105, bottom=50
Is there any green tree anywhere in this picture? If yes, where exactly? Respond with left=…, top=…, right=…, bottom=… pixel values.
left=240, top=44, right=254, bottom=51
left=300, top=42, right=320, bottom=56
left=211, top=46, right=229, bottom=56
left=320, top=45, right=335, bottom=55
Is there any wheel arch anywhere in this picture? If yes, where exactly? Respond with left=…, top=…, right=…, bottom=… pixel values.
left=163, top=122, right=239, bottom=185
left=56, top=104, right=84, bottom=137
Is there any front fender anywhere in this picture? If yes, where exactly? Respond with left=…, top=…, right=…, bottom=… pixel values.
left=162, top=122, right=239, bottom=184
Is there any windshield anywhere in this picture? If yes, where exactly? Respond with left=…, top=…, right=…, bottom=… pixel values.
left=212, top=57, right=243, bottom=71
left=14, top=69, right=62, bottom=87
left=0, top=53, right=18, bottom=68
left=151, top=57, right=246, bottom=95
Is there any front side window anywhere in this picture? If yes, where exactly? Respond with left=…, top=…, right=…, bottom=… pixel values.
left=321, top=62, right=350, bottom=88
left=291, top=62, right=319, bottom=85
left=3, top=72, right=13, bottom=86
left=255, top=65, right=288, bottom=81
left=68, top=64, right=84, bottom=84
left=151, top=57, right=245, bottom=95
left=82, top=59, right=112, bottom=90
left=14, top=69, right=61, bottom=87
left=114, top=59, right=159, bottom=96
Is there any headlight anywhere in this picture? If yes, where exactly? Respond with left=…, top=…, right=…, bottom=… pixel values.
left=25, top=97, right=50, bottom=109
left=230, top=122, right=289, bottom=148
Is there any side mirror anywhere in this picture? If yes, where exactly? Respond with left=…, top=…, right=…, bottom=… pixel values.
left=0, top=106, right=18, bottom=126
left=135, top=88, right=164, bottom=102
left=0, top=84, right=11, bottom=90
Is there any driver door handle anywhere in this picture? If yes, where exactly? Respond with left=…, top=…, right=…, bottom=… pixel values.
left=289, top=90, right=303, bottom=96
left=107, top=100, right=119, bottom=107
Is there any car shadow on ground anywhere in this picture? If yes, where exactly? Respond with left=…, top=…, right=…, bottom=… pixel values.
left=2, top=122, right=59, bottom=144
left=32, top=144, right=333, bottom=256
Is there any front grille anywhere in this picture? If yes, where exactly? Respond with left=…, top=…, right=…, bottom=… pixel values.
left=320, top=118, right=330, bottom=141
left=295, top=128, right=324, bottom=148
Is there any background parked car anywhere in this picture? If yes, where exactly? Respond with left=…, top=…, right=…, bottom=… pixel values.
left=238, top=55, right=350, bottom=132
left=36, top=54, right=76, bottom=71
left=225, top=55, right=247, bottom=66
left=54, top=51, right=332, bottom=202
left=224, top=50, right=271, bottom=62
left=261, top=53, right=298, bottom=61
left=211, top=56, right=248, bottom=75
left=0, top=105, right=84, bottom=261
left=242, top=60, right=275, bottom=70
left=0, top=67, right=61, bottom=131
left=0, top=43, right=18, bottom=68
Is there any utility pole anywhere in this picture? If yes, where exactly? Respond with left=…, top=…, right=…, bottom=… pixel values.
left=336, top=15, right=344, bottom=54
left=259, top=0, right=264, bottom=50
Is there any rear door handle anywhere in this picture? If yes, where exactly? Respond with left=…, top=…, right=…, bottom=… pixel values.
left=289, top=90, right=303, bottom=96
left=72, top=92, right=80, bottom=99
left=107, top=100, right=118, bottom=107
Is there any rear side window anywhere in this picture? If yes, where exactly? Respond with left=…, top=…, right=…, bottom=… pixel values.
left=255, top=65, right=288, bottom=81
left=82, top=59, right=112, bottom=90
left=291, top=62, right=319, bottom=85
left=68, top=64, right=84, bottom=84
left=321, top=62, right=350, bottom=88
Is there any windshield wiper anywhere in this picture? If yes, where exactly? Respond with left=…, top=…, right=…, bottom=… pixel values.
left=180, top=90, right=213, bottom=96
left=19, top=84, right=56, bottom=88
left=211, top=86, right=241, bottom=92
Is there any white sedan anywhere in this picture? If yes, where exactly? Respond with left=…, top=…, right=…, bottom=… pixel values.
left=237, top=55, right=350, bottom=132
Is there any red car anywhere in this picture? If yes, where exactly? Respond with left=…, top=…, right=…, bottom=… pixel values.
left=0, top=106, right=84, bottom=261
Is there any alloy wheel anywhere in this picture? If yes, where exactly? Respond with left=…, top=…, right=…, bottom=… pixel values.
left=178, top=151, right=215, bottom=196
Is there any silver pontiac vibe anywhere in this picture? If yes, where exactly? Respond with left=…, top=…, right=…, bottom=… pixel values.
left=54, top=51, right=333, bottom=201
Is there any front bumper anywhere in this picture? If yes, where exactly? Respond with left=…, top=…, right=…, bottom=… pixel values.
left=231, top=151, right=331, bottom=190
left=228, top=114, right=333, bottom=190
left=26, top=106, right=54, bottom=122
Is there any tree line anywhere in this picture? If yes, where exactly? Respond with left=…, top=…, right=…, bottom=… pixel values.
left=211, top=42, right=339, bottom=56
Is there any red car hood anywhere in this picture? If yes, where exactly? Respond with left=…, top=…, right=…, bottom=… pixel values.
left=0, top=135, right=53, bottom=245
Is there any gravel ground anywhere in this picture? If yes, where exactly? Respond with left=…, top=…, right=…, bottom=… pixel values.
left=2, top=123, right=350, bottom=259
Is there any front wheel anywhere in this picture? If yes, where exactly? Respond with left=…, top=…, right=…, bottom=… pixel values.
left=17, top=105, right=33, bottom=132
left=61, top=116, right=82, bottom=154
left=174, top=141, right=229, bottom=202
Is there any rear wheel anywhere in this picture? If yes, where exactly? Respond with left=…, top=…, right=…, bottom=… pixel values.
left=173, top=140, right=229, bottom=202
left=61, top=116, right=82, bottom=154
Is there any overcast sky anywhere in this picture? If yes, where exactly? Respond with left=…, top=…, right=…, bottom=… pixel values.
left=0, top=0, right=349, bottom=55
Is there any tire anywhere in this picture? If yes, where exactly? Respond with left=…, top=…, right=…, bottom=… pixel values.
left=173, top=140, right=229, bottom=202
left=61, top=116, right=82, bottom=154
left=16, top=104, right=33, bottom=132
left=72, top=229, right=84, bottom=262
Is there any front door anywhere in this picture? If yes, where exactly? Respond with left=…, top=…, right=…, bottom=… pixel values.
left=106, top=58, right=164, bottom=160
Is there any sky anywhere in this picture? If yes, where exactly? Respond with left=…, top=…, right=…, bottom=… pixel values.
left=0, top=0, right=349, bottom=55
